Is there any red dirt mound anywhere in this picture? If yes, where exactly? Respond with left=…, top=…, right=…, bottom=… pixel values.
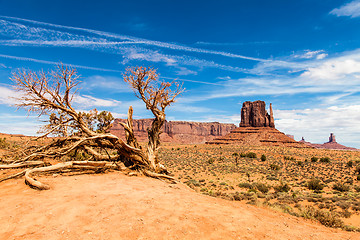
left=0, top=173, right=357, bottom=240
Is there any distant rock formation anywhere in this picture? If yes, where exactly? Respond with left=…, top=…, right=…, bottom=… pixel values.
left=207, top=101, right=308, bottom=147
left=300, top=134, right=357, bottom=150
left=328, top=133, right=336, bottom=143
left=240, top=101, right=275, bottom=128
left=110, top=119, right=236, bottom=144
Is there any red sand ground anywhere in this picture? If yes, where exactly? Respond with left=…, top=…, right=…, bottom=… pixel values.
left=0, top=173, right=359, bottom=240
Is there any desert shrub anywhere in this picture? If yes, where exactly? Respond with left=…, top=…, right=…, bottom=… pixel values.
left=240, top=152, right=246, bottom=157
left=238, top=182, right=253, bottom=189
left=297, top=161, right=303, bottom=166
left=300, top=206, right=344, bottom=228
left=274, top=182, right=291, bottom=192
left=284, top=156, right=295, bottom=160
left=232, top=152, right=238, bottom=157
left=231, top=192, right=244, bottom=201
left=254, top=182, right=270, bottom=193
left=0, top=138, right=10, bottom=149
left=185, top=179, right=201, bottom=187
left=270, top=164, right=281, bottom=171
left=356, top=166, right=360, bottom=175
left=354, top=186, right=360, bottom=192
left=261, top=154, right=266, bottom=161
left=246, top=152, right=257, bottom=158
left=333, top=182, right=350, bottom=192
left=357, top=175, right=360, bottom=181
left=347, top=160, right=353, bottom=168
left=266, top=175, right=278, bottom=181
left=69, top=150, right=90, bottom=161
left=311, top=157, right=318, bottom=162
left=307, top=178, right=324, bottom=191
left=207, top=158, right=215, bottom=164
left=319, top=157, right=330, bottom=163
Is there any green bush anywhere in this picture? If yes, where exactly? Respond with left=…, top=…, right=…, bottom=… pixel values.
left=307, top=178, right=324, bottom=191
left=238, top=182, right=253, bottom=189
left=0, top=138, right=10, bottom=149
left=319, top=157, right=330, bottom=163
left=274, top=182, right=291, bottom=192
left=246, top=152, right=257, bottom=158
left=260, top=154, right=266, bottom=161
left=333, top=182, right=350, bottom=192
left=311, top=157, right=318, bottom=162
left=254, top=182, right=270, bottom=193
left=270, top=164, right=281, bottom=171
left=300, top=206, right=344, bottom=228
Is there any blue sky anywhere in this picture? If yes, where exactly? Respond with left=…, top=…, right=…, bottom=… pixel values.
left=0, top=0, right=360, bottom=147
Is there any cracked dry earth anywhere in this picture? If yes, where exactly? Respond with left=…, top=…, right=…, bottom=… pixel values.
left=0, top=172, right=358, bottom=240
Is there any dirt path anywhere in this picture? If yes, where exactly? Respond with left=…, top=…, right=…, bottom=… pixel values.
left=0, top=173, right=358, bottom=240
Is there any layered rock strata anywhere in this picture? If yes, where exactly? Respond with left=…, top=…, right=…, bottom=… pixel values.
left=110, top=119, right=236, bottom=144
left=240, top=101, right=275, bottom=128
left=207, top=101, right=309, bottom=147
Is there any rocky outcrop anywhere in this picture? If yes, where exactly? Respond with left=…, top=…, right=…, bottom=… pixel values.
left=110, top=119, right=236, bottom=144
left=239, top=101, right=275, bottom=128
left=328, top=133, right=336, bottom=143
left=207, top=101, right=309, bottom=147
left=206, top=127, right=309, bottom=148
left=301, top=134, right=357, bottom=150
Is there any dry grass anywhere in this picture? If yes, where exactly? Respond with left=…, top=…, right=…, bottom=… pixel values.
left=159, top=143, right=360, bottom=231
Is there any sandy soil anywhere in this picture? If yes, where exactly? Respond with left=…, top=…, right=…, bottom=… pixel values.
left=0, top=173, right=359, bottom=240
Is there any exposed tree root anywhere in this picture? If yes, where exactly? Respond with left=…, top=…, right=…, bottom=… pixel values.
left=0, top=161, right=46, bottom=169
left=24, top=161, right=115, bottom=190
left=0, top=169, right=27, bottom=183
left=142, top=169, right=177, bottom=184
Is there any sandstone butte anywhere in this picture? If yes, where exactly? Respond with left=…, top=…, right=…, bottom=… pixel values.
left=207, top=100, right=309, bottom=148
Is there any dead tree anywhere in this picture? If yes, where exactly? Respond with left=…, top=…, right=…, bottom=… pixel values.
left=0, top=64, right=183, bottom=189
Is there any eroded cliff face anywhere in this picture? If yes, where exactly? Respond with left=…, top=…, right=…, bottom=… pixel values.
left=110, top=119, right=237, bottom=144
left=239, top=101, right=275, bottom=128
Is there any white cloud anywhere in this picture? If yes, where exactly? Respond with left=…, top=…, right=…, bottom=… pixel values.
left=301, top=59, right=360, bottom=81
left=73, top=95, right=121, bottom=108
left=175, top=67, right=197, bottom=76
left=330, top=0, right=360, bottom=18
left=293, top=50, right=327, bottom=60
left=0, top=85, right=21, bottom=105
left=275, top=105, right=360, bottom=148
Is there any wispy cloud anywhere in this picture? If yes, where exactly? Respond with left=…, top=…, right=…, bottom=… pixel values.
left=178, top=48, right=360, bottom=104
left=330, top=0, right=360, bottom=18
left=73, top=95, right=121, bottom=108
left=195, top=41, right=277, bottom=46
left=0, top=53, right=121, bottom=72
left=0, top=85, right=20, bottom=105
left=0, top=15, right=272, bottom=74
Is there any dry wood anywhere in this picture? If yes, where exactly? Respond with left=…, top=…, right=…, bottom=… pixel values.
left=0, top=169, right=27, bottom=183
left=0, top=161, right=45, bottom=169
